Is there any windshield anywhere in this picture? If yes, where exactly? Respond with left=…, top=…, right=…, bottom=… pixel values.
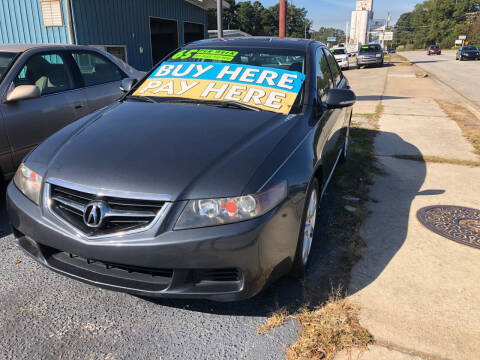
left=331, top=49, right=346, bottom=55
left=463, top=46, right=478, bottom=51
left=132, top=46, right=307, bottom=115
left=429, top=45, right=439, bottom=49
left=359, top=45, right=381, bottom=54
left=0, top=52, right=17, bottom=81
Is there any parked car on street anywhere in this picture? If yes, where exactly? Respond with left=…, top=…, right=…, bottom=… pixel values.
left=0, top=44, right=143, bottom=183
left=7, top=37, right=355, bottom=302
left=456, top=45, right=480, bottom=61
left=427, top=45, right=441, bottom=55
left=357, top=44, right=384, bottom=67
left=331, top=47, right=350, bottom=70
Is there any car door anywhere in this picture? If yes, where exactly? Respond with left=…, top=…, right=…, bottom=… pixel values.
left=313, top=47, right=337, bottom=181
left=70, top=51, right=126, bottom=112
left=0, top=109, right=13, bottom=180
left=2, top=51, right=90, bottom=170
left=323, top=48, right=348, bottom=163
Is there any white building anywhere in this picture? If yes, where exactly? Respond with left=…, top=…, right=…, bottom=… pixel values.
left=349, top=0, right=374, bottom=46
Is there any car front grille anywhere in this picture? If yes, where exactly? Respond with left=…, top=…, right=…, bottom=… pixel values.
left=48, top=183, right=166, bottom=237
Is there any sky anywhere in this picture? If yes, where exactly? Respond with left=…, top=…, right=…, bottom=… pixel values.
left=256, top=0, right=425, bottom=31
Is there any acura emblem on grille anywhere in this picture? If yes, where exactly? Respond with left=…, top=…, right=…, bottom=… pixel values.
left=83, top=201, right=108, bottom=228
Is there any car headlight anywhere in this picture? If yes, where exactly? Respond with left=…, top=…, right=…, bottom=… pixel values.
left=174, top=181, right=287, bottom=230
left=14, top=163, right=43, bottom=205
left=376, top=53, right=382, bottom=58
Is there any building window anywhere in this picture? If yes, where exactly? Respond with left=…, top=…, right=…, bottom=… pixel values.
left=92, top=46, right=128, bottom=63
left=41, top=0, right=64, bottom=27
left=105, top=47, right=127, bottom=62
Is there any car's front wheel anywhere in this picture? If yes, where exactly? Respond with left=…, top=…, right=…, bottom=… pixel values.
left=291, top=179, right=319, bottom=276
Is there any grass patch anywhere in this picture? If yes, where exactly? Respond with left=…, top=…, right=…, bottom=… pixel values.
left=287, top=290, right=373, bottom=360
left=258, top=307, right=289, bottom=334
left=385, top=53, right=411, bottom=65
left=259, top=106, right=382, bottom=359
left=393, top=154, right=480, bottom=167
left=436, top=100, right=480, bottom=157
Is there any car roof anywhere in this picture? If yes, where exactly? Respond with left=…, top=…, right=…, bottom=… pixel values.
left=187, top=36, right=319, bottom=51
left=0, top=43, right=104, bottom=53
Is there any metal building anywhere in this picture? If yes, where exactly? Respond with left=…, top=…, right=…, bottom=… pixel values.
left=0, top=0, right=226, bottom=70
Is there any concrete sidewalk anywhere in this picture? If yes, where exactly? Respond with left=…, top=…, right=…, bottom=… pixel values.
left=336, top=61, right=480, bottom=359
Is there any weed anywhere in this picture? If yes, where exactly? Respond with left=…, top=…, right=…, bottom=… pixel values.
left=286, top=289, right=373, bottom=360
left=257, top=307, right=289, bottom=334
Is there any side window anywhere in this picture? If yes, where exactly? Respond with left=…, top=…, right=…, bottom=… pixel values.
left=316, top=48, right=334, bottom=102
left=71, top=51, right=124, bottom=87
left=14, top=53, right=74, bottom=96
left=323, top=49, right=342, bottom=86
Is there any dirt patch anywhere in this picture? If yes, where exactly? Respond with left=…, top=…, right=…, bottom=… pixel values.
left=437, top=101, right=480, bottom=157
left=393, top=154, right=480, bottom=167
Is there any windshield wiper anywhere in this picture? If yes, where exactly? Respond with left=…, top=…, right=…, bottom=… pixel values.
left=203, top=100, right=261, bottom=112
left=145, top=98, right=261, bottom=112
left=124, top=95, right=158, bottom=103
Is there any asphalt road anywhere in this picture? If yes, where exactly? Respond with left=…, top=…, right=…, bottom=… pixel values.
left=0, top=186, right=343, bottom=360
left=402, top=50, right=480, bottom=109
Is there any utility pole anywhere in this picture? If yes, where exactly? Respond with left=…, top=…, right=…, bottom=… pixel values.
left=279, top=0, right=287, bottom=38
left=346, top=19, right=349, bottom=45
left=383, top=12, right=390, bottom=50
left=217, top=0, right=223, bottom=38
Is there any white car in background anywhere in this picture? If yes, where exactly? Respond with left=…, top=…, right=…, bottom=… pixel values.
left=330, top=47, right=349, bottom=70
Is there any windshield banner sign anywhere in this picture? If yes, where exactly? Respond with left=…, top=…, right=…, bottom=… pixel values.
left=134, top=62, right=306, bottom=114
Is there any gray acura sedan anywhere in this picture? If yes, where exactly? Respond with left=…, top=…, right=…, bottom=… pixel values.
left=7, top=38, right=355, bottom=301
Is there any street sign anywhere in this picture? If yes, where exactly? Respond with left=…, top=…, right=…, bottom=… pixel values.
left=383, top=32, right=393, bottom=41
left=327, top=36, right=337, bottom=42
left=370, top=19, right=386, bottom=32
left=455, top=40, right=463, bottom=45
left=459, top=35, right=467, bottom=40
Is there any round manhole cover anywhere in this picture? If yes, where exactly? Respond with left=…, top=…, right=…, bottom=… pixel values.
left=417, top=206, right=480, bottom=249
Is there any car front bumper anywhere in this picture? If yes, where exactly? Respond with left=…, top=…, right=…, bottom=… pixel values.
left=337, top=59, right=349, bottom=69
left=460, top=54, right=480, bottom=60
left=7, top=182, right=302, bottom=302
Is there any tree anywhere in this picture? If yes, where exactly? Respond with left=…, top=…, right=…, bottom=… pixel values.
left=394, top=0, right=480, bottom=49
left=311, top=27, right=346, bottom=44
left=207, top=0, right=312, bottom=38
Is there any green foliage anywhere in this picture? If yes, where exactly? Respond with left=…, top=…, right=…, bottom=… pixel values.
left=310, top=27, right=346, bottom=44
left=394, top=0, right=480, bottom=49
left=207, top=0, right=318, bottom=38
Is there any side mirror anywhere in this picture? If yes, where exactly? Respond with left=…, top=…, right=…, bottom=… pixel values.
left=6, top=85, right=41, bottom=103
left=120, top=78, right=137, bottom=93
left=325, top=88, right=356, bottom=109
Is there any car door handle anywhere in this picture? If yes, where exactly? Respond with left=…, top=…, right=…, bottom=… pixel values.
left=74, top=104, right=85, bottom=109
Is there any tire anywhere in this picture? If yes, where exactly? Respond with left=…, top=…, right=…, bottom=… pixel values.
left=291, top=178, right=320, bottom=277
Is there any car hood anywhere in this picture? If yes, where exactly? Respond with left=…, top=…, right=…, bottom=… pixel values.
left=40, top=101, right=298, bottom=201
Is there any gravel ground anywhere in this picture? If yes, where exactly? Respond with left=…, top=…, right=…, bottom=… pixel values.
left=0, top=188, right=340, bottom=360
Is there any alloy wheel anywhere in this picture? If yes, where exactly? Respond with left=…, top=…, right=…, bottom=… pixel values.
left=302, top=189, right=317, bottom=265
